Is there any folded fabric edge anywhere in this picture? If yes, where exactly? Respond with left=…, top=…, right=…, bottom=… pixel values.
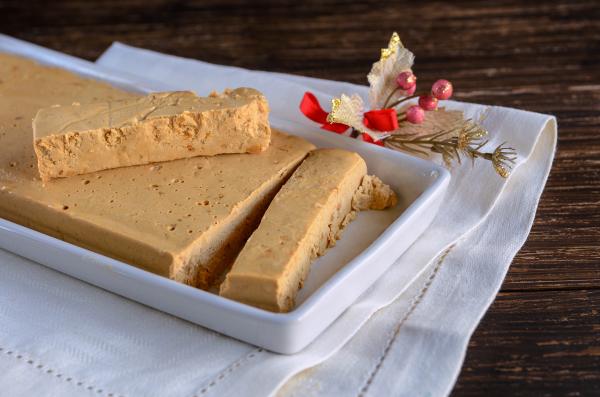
left=439, top=116, right=557, bottom=396
left=98, top=42, right=366, bottom=96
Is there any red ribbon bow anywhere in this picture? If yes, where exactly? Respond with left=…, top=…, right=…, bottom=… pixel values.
left=299, top=92, right=349, bottom=133
left=299, top=92, right=398, bottom=138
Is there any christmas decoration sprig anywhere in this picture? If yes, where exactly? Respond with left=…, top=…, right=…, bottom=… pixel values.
left=299, top=32, right=517, bottom=178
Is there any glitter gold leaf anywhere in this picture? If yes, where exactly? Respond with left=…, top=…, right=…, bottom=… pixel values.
left=328, top=94, right=390, bottom=141
left=367, top=32, right=415, bottom=110
left=380, top=32, right=401, bottom=60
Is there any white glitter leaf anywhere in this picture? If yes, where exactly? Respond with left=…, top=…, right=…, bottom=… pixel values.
left=367, top=32, right=415, bottom=110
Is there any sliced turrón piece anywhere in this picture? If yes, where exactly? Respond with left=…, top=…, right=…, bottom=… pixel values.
left=219, top=148, right=397, bottom=312
left=33, top=88, right=271, bottom=180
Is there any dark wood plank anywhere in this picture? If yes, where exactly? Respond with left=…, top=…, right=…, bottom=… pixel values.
left=454, top=289, right=600, bottom=396
left=0, top=0, right=598, bottom=394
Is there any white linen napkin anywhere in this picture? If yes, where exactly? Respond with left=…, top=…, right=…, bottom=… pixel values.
left=0, top=38, right=556, bottom=397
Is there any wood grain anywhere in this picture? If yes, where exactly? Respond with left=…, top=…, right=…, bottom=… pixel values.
left=1, top=0, right=598, bottom=395
left=455, top=290, right=600, bottom=396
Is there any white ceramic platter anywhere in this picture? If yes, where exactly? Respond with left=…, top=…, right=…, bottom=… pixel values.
left=0, top=36, right=450, bottom=354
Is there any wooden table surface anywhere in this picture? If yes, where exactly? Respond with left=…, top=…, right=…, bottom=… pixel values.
left=2, top=0, right=598, bottom=395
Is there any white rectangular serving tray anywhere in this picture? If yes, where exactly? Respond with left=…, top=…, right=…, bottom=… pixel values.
left=0, top=36, right=450, bottom=354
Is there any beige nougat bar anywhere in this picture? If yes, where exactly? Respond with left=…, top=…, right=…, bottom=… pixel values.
left=33, top=88, right=271, bottom=180
left=219, top=149, right=397, bottom=312
left=0, top=53, right=314, bottom=289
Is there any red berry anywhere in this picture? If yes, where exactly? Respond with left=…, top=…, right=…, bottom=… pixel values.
left=405, top=84, right=416, bottom=96
left=405, top=105, right=425, bottom=124
left=431, top=79, right=453, bottom=100
left=396, top=71, right=417, bottom=90
left=418, top=95, right=438, bottom=111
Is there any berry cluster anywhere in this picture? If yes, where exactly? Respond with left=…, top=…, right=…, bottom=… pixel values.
left=394, top=71, right=454, bottom=124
